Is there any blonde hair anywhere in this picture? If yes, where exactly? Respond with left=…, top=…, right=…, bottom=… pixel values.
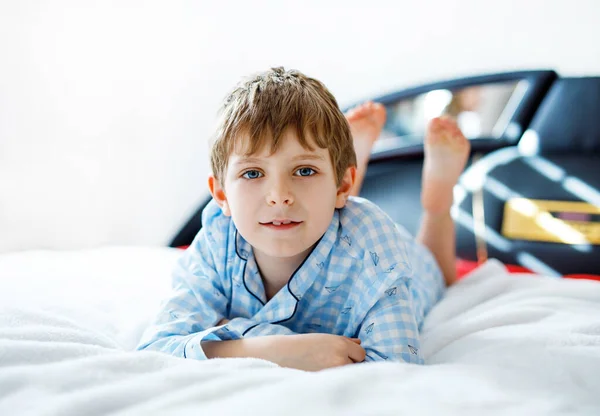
left=210, top=67, right=356, bottom=186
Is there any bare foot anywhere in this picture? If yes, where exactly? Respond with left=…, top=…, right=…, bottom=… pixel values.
left=346, top=101, right=386, bottom=196
left=421, top=117, right=470, bottom=214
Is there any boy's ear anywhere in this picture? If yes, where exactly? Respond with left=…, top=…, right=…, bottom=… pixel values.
left=335, top=166, right=356, bottom=209
left=208, top=174, right=231, bottom=216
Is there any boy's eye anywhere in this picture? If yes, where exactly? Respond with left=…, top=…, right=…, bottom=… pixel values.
left=295, top=167, right=316, bottom=177
left=242, top=170, right=263, bottom=179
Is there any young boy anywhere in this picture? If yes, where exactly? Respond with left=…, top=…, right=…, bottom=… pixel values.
left=137, top=67, right=470, bottom=371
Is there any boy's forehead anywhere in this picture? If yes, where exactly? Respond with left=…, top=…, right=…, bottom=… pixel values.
left=230, top=128, right=325, bottom=158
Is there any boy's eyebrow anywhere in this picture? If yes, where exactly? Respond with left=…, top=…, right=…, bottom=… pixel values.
left=292, top=153, right=327, bottom=162
left=231, top=157, right=263, bottom=167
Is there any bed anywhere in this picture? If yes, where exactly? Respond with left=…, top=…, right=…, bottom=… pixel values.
left=2, top=72, right=600, bottom=415
left=1, top=247, right=599, bottom=415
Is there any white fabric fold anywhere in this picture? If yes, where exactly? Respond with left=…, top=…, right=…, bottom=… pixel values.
left=1, top=248, right=599, bottom=415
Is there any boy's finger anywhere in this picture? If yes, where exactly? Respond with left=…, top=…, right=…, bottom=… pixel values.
left=347, top=342, right=367, bottom=363
left=347, top=337, right=361, bottom=344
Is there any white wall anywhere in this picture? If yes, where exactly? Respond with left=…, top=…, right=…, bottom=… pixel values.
left=1, top=0, right=599, bottom=251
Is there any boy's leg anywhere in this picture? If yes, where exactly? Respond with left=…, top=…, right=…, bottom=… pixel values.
left=418, top=117, right=470, bottom=286
left=347, top=104, right=468, bottom=286
left=345, top=101, right=386, bottom=197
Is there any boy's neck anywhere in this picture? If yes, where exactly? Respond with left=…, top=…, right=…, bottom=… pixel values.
left=253, top=245, right=315, bottom=300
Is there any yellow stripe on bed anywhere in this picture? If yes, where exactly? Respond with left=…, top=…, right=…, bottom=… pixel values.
left=502, top=198, right=600, bottom=245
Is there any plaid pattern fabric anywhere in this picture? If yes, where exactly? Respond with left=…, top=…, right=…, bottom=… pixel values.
left=137, top=197, right=444, bottom=364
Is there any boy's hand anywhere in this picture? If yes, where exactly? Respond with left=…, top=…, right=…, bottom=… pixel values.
left=259, top=333, right=366, bottom=372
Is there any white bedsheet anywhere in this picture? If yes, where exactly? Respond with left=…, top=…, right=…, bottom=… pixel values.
left=1, top=247, right=599, bottom=415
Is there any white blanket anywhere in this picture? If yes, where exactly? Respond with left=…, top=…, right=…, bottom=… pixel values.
left=1, top=247, right=599, bottom=415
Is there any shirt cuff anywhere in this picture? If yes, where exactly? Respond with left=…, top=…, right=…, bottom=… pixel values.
left=183, top=326, right=224, bottom=360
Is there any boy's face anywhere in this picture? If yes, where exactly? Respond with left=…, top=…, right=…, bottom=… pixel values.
left=209, top=128, right=355, bottom=261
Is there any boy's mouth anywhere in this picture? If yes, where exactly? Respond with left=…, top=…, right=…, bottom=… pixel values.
left=260, top=220, right=303, bottom=230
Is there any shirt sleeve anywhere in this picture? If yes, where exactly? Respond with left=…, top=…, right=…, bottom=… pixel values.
left=135, top=227, right=231, bottom=359
left=358, top=277, right=423, bottom=364
left=137, top=224, right=298, bottom=360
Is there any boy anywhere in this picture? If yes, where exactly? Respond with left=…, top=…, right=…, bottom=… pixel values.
left=137, top=67, right=470, bottom=370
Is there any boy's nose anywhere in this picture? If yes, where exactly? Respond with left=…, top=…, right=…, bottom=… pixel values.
left=266, top=180, right=294, bottom=206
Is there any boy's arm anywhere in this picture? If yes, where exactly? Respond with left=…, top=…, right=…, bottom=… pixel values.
left=135, top=240, right=231, bottom=359
left=137, top=227, right=301, bottom=359
left=357, top=277, right=423, bottom=364
left=202, top=333, right=366, bottom=371
left=348, top=199, right=442, bottom=364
